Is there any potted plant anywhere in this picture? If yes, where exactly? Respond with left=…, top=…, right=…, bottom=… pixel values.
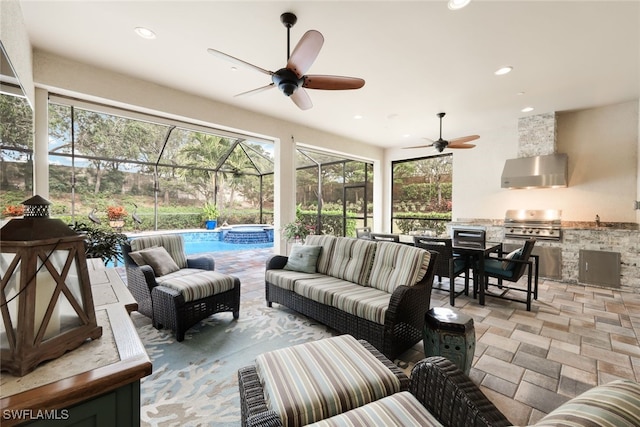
left=107, top=205, right=127, bottom=229
left=282, top=220, right=315, bottom=244
left=70, top=222, right=129, bottom=266
left=202, top=202, right=219, bottom=230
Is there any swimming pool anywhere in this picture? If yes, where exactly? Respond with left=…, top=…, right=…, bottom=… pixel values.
left=133, top=226, right=275, bottom=256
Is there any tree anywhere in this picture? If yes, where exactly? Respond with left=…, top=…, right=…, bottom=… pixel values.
left=0, top=94, right=33, bottom=191
left=177, top=132, right=230, bottom=202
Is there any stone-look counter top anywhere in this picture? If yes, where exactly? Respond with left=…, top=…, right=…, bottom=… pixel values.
left=0, top=262, right=151, bottom=426
left=453, top=218, right=639, bottom=231
left=561, top=221, right=639, bottom=230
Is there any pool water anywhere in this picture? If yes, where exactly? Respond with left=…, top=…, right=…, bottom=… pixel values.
left=184, top=240, right=273, bottom=255
left=110, top=229, right=274, bottom=267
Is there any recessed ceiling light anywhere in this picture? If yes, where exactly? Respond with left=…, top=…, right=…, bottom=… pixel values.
left=353, top=114, right=363, bottom=120
left=521, top=107, right=534, bottom=113
left=494, top=66, right=513, bottom=76
left=134, top=27, right=156, bottom=40
left=516, top=91, right=525, bottom=96
left=448, top=0, right=471, bottom=10
left=403, top=134, right=411, bottom=138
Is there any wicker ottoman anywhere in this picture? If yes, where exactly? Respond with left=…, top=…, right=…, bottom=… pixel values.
left=238, top=335, right=410, bottom=427
left=423, top=307, right=475, bottom=375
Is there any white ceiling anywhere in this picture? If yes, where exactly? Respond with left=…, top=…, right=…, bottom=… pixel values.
left=18, top=1, right=640, bottom=149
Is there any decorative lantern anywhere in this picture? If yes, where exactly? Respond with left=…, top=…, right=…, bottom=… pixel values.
left=0, top=196, right=102, bottom=376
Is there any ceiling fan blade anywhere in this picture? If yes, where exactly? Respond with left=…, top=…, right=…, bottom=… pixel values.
left=303, top=75, right=366, bottom=90
left=403, top=143, right=435, bottom=149
left=290, top=87, right=313, bottom=110
left=448, top=143, right=476, bottom=149
left=448, top=134, right=480, bottom=145
left=207, top=48, right=273, bottom=76
left=234, top=83, right=275, bottom=97
left=287, top=30, right=324, bottom=77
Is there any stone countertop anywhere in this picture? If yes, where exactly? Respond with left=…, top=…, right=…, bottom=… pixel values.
left=451, top=219, right=639, bottom=231
left=561, top=221, right=639, bottom=231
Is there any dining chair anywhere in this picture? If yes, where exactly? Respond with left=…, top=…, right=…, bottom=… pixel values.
left=369, top=232, right=400, bottom=242
left=480, top=238, right=538, bottom=311
left=452, top=228, right=486, bottom=248
left=414, top=237, right=471, bottom=306
left=356, top=227, right=371, bottom=239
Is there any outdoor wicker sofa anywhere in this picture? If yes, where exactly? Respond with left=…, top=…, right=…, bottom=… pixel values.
left=122, top=234, right=240, bottom=341
left=265, top=235, right=438, bottom=360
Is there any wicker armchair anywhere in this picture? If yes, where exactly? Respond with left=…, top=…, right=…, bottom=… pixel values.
left=238, top=354, right=511, bottom=427
left=410, top=357, right=512, bottom=427
left=122, top=235, right=240, bottom=341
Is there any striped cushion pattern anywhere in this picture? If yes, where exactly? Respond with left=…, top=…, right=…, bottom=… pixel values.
left=131, top=234, right=188, bottom=269
left=327, top=238, right=377, bottom=286
left=295, top=276, right=357, bottom=306
left=157, top=270, right=235, bottom=302
left=368, top=242, right=431, bottom=293
left=306, top=391, right=444, bottom=427
left=305, top=235, right=337, bottom=274
left=266, top=270, right=325, bottom=291
left=256, top=335, right=402, bottom=427
left=534, top=380, right=640, bottom=427
left=331, top=286, right=391, bottom=325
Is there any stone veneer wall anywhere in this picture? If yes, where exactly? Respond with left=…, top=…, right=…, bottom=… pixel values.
left=517, top=112, right=557, bottom=157
left=562, top=228, right=639, bottom=293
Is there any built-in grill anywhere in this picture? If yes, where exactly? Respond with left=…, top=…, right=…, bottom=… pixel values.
left=504, top=209, right=562, bottom=241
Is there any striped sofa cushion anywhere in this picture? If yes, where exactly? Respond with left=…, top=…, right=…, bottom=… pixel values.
left=305, top=235, right=337, bottom=274
left=295, top=276, right=358, bottom=306
left=306, top=391, right=444, bottom=427
left=368, top=242, right=431, bottom=293
left=533, top=380, right=640, bottom=427
left=331, top=286, right=391, bottom=325
left=131, top=234, right=188, bottom=269
left=266, top=270, right=325, bottom=291
left=326, top=238, right=377, bottom=286
left=255, top=335, right=403, bottom=427
left=156, top=269, right=235, bottom=302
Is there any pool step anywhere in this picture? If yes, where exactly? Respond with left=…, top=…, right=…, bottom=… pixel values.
left=224, top=231, right=270, bottom=244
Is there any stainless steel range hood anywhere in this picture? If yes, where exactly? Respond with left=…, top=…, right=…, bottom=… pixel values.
left=501, top=153, right=568, bottom=189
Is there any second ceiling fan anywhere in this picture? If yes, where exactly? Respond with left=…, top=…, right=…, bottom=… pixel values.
left=207, top=12, right=365, bottom=111
left=407, top=112, right=480, bottom=152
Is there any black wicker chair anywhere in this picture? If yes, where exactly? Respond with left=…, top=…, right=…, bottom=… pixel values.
left=238, top=354, right=512, bottom=427
left=414, top=236, right=471, bottom=306
left=355, top=227, right=371, bottom=239
left=369, top=232, right=400, bottom=242
left=121, top=235, right=241, bottom=341
left=410, top=357, right=512, bottom=427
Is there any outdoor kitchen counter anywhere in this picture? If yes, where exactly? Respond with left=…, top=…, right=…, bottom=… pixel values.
left=0, top=261, right=152, bottom=426
left=449, top=220, right=640, bottom=294
left=561, top=221, right=639, bottom=230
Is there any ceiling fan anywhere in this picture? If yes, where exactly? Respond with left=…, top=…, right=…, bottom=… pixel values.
left=207, top=12, right=365, bottom=110
left=406, top=112, right=480, bottom=152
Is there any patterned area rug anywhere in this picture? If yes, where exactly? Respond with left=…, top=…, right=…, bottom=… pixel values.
left=133, top=297, right=338, bottom=426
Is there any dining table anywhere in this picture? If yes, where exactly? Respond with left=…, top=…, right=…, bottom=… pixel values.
left=451, top=242, right=502, bottom=306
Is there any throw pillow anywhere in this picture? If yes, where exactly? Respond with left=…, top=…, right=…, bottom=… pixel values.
left=284, top=245, right=322, bottom=273
left=128, top=246, right=159, bottom=266
left=140, top=246, right=181, bottom=276
left=501, top=248, right=522, bottom=270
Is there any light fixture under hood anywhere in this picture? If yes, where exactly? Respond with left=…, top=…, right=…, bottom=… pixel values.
left=501, top=153, right=568, bottom=189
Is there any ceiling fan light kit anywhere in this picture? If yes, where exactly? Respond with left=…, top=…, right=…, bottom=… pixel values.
left=207, top=12, right=365, bottom=110
left=448, top=0, right=471, bottom=11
